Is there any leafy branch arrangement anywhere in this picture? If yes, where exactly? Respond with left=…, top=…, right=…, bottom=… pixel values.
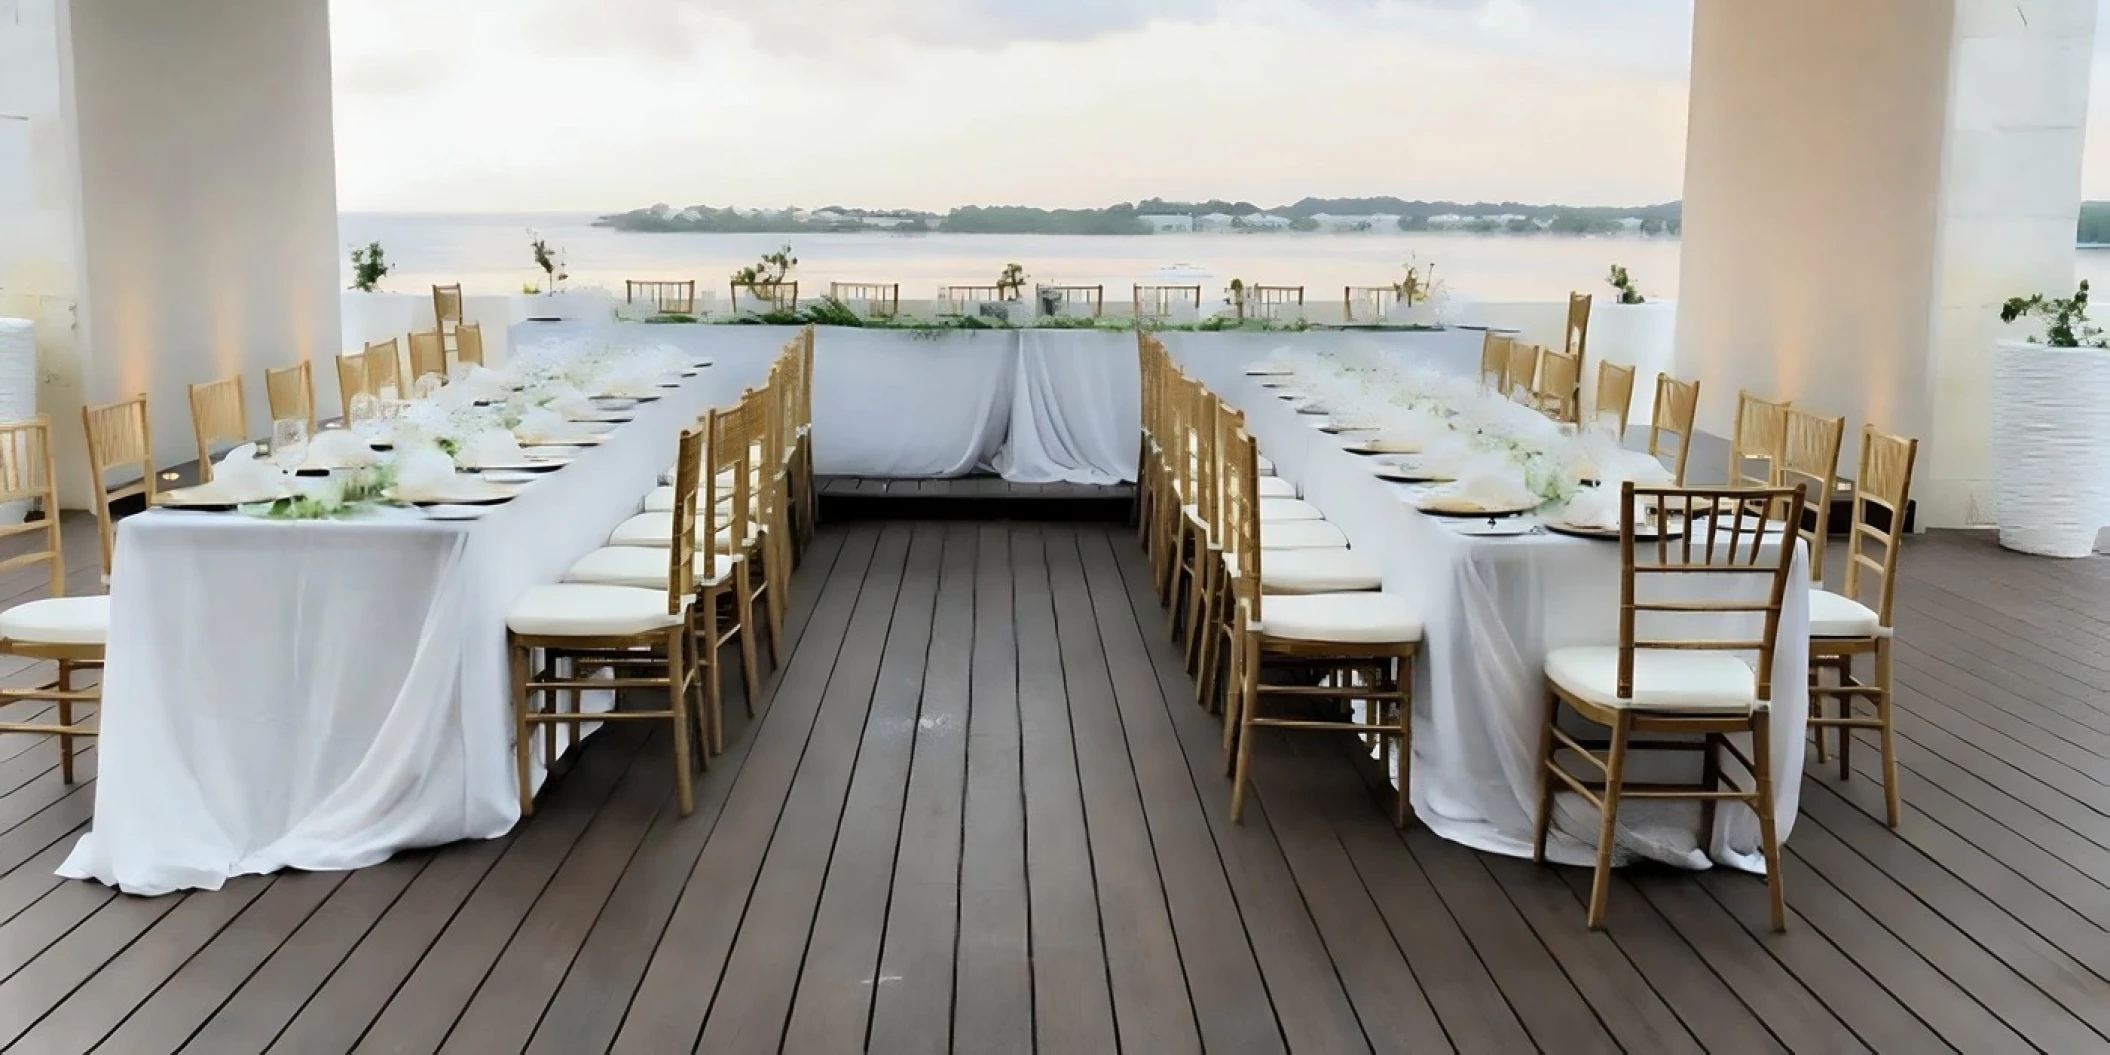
left=349, top=242, right=391, bottom=293
left=1606, top=264, right=1645, bottom=305
left=2001, top=280, right=2107, bottom=348
left=731, top=245, right=798, bottom=288
left=1393, top=258, right=1440, bottom=306
left=528, top=231, right=567, bottom=292
left=244, top=463, right=400, bottom=520
left=995, top=263, right=1028, bottom=301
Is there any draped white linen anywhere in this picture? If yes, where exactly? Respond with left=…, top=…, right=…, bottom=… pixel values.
left=1178, top=351, right=1810, bottom=874
left=60, top=363, right=752, bottom=895
left=995, top=329, right=1142, bottom=484
left=809, top=328, right=1016, bottom=477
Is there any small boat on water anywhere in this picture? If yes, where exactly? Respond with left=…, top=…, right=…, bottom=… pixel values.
left=1155, top=262, right=1211, bottom=281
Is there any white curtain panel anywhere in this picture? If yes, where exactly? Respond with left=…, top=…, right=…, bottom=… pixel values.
left=995, top=330, right=1140, bottom=484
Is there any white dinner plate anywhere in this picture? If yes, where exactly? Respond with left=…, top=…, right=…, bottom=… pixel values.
left=422, top=504, right=493, bottom=520
left=460, top=455, right=570, bottom=472
left=480, top=470, right=542, bottom=485
left=1443, top=518, right=1538, bottom=537
left=386, top=480, right=519, bottom=506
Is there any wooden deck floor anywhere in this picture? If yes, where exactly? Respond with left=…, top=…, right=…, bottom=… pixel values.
left=0, top=518, right=2107, bottom=1052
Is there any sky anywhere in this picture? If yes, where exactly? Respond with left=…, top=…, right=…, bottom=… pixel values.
left=328, top=0, right=2110, bottom=214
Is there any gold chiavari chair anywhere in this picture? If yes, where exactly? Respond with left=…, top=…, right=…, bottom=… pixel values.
left=407, top=330, right=448, bottom=384
left=364, top=338, right=404, bottom=399
left=1532, top=483, right=1806, bottom=931
left=1038, top=284, right=1105, bottom=317
left=1595, top=360, right=1637, bottom=437
left=1480, top=333, right=1513, bottom=392
left=1535, top=348, right=1582, bottom=423
left=1134, top=285, right=1202, bottom=319
left=1343, top=286, right=1400, bottom=323
left=731, top=279, right=798, bottom=312
left=335, top=352, right=368, bottom=422
left=0, top=418, right=105, bottom=784
left=796, top=326, right=816, bottom=548
left=1778, top=409, right=1845, bottom=580
left=627, top=279, right=698, bottom=315
left=1563, top=291, right=1593, bottom=411
left=1221, top=424, right=1420, bottom=826
left=456, top=321, right=486, bottom=369
left=1177, top=386, right=1224, bottom=672
left=432, top=283, right=464, bottom=331
left=82, top=395, right=156, bottom=580
left=1808, top=428, right=1917, bottom=826
left=829, top=282, right=900, bottom=317
left=265, top=361, right=316, bottom=432
left=1160, top=372, right=1204, bottom=606
left=941, top=285, right=1004, bottom=305
left=1648, top=373, right=1701, bottom=485
left=1729, top=390, right=1792, bottom=490
left=188, top=376, right=249, bottom=482
left=1505, top=340, right=1540, bottom=401
left=511, top=426, right=702, bottom=816
left=748, top=354, right=795, bottom=667
left=1250, top=285, right=1304, bottom=320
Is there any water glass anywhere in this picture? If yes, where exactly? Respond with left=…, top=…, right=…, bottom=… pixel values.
left=271, top=417, right=309, bottom=473
left=348, top=392, right=381, bottom=437
left=414, top=373, right=445, bottom=400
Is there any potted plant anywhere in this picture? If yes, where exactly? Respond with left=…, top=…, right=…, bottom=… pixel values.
left=1389, top=258, right=1444, bottom=325
left=1606, top=264, right=1645, bottom=304
left=519, top=229, right=602, bottom=321
left=341, top=241, right=420, bottom=350
left=1992, top=280, right=2110, bottom=556
left=730, top=245, right=798, bottom=314
left=978, top=263, right=1028, bottom=323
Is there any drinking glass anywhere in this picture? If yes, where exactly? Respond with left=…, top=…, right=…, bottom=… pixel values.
left=414, top=373, right=445, bottom=400
left=348, top=392, right=381, bottom=437
left=271, top=417, right=309, bottom=473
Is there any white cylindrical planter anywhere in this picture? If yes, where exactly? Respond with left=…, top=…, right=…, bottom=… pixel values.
left=1991, top=340, right=2110, bottom=557
left=0, top=319, right=35, bottom=524
left=1588, top=300, right=1676, bottom=427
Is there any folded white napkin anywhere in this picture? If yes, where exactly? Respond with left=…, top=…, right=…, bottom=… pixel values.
left=1557, top=488, right=1624, bottom=529
left=453, top=364, right=509, bottom=402
left=1452, top=467, right=1537, bottom=510
left=392, top=447, right=460, bottom=502
left=540, top=385, right=597, bottom=420
left=1415, top=437, right=1476, bottom=476
left=211, top=444, right=290, bottom=503
left=1378, top=411, right=1445, bottom=449
left=305, top=429, right=379, bottom=470
left=457, top=428, right=527, bottom=468
left=513, top=406, right=591, bottom=445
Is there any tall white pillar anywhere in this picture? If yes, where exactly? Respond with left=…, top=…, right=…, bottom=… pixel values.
left=1676, top=0, right=2095, bottom=526
left=64, top=0, right=340, bottom=488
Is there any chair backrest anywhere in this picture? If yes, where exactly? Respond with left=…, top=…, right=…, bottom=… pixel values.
left=703, top=392, right=754, bottom=586
left=0, top=419, right=65, bottom=598
left=1037, top=285, right=1104, bottom=317
left=1648, top=373, right=1701, bottom=485
left=1191, top=387, right=1221, bottom=537
left=265, top=361, right=316, bottom=432
left=1595, top=360, right=1636, bottom=436
left=407, top=330, right=447, bottom=384
left=1224, top=424, right=1263, bottom=624
left=188, top=375, right=248, bottom=483
left=1565, top=291, right=1592, bottom=359
left=336, top=352, right=368, bottom=421
left=431, top=283, right=463, bottom=327
left=1343, top=286, right=1398, bottom=322
left=829, top=282, right=900, bottom=317
left=364, top=338, right=403, bottom=398
left=628, top=279, right=697, bottom=315
left=941, top=284, right=1004, bottom=304
left=1134, top=285, right=1201, bottom=319
left=1729, top=390, right=1792, bottom=490
left=731, top=280, right=798, bottom=311
left=1619, top=483, right=1808, bottom=705
left=1480, top=333, right=1513, bottom=392
left=799, top=325, right=815, bottom=437
left=1505, top=341, right=1540, bottom=400
left=82, top=394, right=154, bottom=579
left=664, top=425, right=704, bottom=613
left=1843, top=427, right=1919, bottom=628
left=1778, top=409, right=1845, bottom=582
left=1251, top=285, right=1303, bottom=319
left=1535, top=348, right=1582, bottom=423
left=455, top=321, right=485, bottom=368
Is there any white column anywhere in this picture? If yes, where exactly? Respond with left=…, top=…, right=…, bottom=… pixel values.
left=63, top=0, right=340, bottom=488
left=1676, top=0, right=2095, bottom=526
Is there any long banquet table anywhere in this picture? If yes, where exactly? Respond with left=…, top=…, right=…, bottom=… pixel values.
left=60, top=354, right=773, bottom=894
left=1169, top=348, right=1810, bottom=872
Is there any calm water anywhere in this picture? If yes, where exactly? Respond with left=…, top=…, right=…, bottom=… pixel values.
left=339, top=212, right=1687, bottom=305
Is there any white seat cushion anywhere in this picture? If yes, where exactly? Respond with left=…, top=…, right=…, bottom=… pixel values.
left=1254, top=593, right=1420, bottom=643
left=1258, top=498, right=1325, bottom=522
left=643, top=486, right=743, bottom=514
left=0, top=596, right=108, bottom=647
left=1256, top=476, right=1297, bottom=498
left=564, top=546, right=740, bottom=590
left=1545, top=646, right=1758, bottom=712
left=1260, top=519, right=1350, bottom=550
left=1810, top=588, right=1884, bottom=638
left=506, top=584, right=683, bottom=637
left=608, top=512, right=753, bottom=550
left=1258, top=549, right=1382, bottom=594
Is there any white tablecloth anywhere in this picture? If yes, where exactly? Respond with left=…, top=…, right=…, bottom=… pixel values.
left=995, top=329, right=1142, bottom=485
left=61, top=367, right=744, bottom=895
left=1188, top=356, right=1809, bottom=873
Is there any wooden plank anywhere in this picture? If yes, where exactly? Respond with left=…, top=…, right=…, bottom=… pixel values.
left=1008, top=524, right=1120, bottom=1053
left=522, top=528, right=849, bottom=1055
left=771, top=523, right=947, bottom=1050
left=609, top=524, right=903, bottom=1053
left=1072, top=527, right=1284, bottom=1054
left=949, top=523, right=1033, bottom=1054
left=865, top=522, right=976, bottom=1054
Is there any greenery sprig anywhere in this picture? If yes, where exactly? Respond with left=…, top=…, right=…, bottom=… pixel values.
left=349, top=242, right=391, bottom=293
left=1606, top=264, right=1645, bottom=305
left=2001, top=280, right=2106, bottom=348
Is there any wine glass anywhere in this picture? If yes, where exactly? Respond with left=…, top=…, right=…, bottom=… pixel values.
left=348, top=392, right=381, bottom=438
left=271, top=417, right=309, bottom=474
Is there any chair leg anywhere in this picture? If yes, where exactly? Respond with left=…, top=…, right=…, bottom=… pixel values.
left=667, top=629, right=695, bottom=816
left=1223, top=632, right=1254, bottom=769
left=1195, top=563, right=1222, bottom=707
left=765, top=533, right=789, bottom=667
left=1877, top=638, right=1901, bottom=827
left=55, top=662, right=74, bottom=789
left=1698, top=732, right=1721, bottom=855
left=1230, top=683, right=1258, bottom=824
left=1836, top=657, right=1854, bottom=782
left=1182, top=547, right=1209, bottom=675
left=1810, top=687, right=1828, bottom=764
left=702, top=588, right=727, bottom=748
left=1394, top=654, right=1414, bottom=828
left=511, top=641, right=535, bottom=817
left=1750, top=710, right=1787, bottom=931
left=1531, top=691, right=1559, bottom=863
left=733, top=569, right=762, bottom=719
left=1586, top=711, right=1630, bottom=930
